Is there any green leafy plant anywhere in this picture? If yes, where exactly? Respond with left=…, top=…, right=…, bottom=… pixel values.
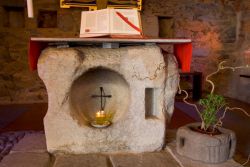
left=199, top=94, right=226, bottom=131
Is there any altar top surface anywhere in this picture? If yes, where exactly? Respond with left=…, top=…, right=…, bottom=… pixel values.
left=30, top=37, right=192, bottom=44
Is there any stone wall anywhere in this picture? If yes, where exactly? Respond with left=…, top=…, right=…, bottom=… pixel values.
left=0, top=0, right=249, bottom=104
left=142, top=0, right=250, bottom=103
left=0, top=0, right=83, bottom=103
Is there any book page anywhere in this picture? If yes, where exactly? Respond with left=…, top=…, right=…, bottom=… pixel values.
left=110, top=9, right=140, bottom=34
left=80, top=9, right=110, bottom=35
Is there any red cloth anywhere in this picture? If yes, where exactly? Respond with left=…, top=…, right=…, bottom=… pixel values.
left=174, top=43, right=192, bottom=72
left=29, top=40, right=47, bottom=71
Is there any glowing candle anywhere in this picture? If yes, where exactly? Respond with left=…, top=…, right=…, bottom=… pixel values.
left=95, top=110, right=106, bottom=125
left=100, top=110, right=105, bottom=115
left=96, top=111, right=100, bottom=118
left=96, top=110, right=105, bottom=118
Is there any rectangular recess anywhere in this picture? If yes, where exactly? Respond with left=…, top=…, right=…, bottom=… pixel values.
left=158, top=16, right=174, bottom=38
left=37, top=10, right=57, bottom=28
left=3, top=6, right=25, bottom=28
left=145, top=88, right=160, bottom=119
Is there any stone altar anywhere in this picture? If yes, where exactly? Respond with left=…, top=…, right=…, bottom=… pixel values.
left=37, top=41, right=180, bottom=154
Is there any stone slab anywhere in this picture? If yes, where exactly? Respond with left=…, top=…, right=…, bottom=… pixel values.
left=11, top=132, right=47, bottom=153
left=0, top=131, right=26, bottom=160
left=110, top=152, right=181, bottom=167
left=166, top=141, right=243, bottom=167
left=0, top=152, right=50, bottom=167
left=31, top=37, right=192, bottom=44
left=53, top=154, right=109, bottom=167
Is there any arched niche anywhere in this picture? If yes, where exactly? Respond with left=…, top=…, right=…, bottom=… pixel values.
left=70, top=67, right=130, bottom=126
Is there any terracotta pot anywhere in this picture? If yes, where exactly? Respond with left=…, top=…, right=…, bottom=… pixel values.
left=176, top=123, right=236, bottom=164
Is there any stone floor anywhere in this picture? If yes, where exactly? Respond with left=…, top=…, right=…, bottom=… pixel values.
left=0, top=132, right=244, bottom=167
left=0, top=131, right=25, bottom=161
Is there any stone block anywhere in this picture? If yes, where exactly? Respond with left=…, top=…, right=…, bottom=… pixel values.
left=0, top=152, right=50, bottom=167
left=53, top=154, right=108, bottom=167
left=166, top=141, right=242, bottom=167
left=110, top=152, right=181, bottom=167
left=11, top=132, right=47, bottom=153
left=242, top=20, right=250, bottom=33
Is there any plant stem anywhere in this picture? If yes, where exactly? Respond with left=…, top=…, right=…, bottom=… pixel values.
left=206, top=61, right=249, bottom=94
left=177, top=84, right=204, bottom=125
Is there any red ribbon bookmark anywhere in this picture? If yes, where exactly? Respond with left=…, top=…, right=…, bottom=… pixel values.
left=115, top=11, right=142, bottom=33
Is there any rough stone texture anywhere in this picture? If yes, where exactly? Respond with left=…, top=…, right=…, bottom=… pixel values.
left=142, top=0, right=250, bottom=103
left=110, top=152, right=181, bottom=167
left=38, top=45, right=179, bottom=153
left=166, top=141, right=242, bottom=167
left=0, top=1, right=82, bottom=104
left=176, top=123, right=236, bottom=164
left=1, top=151, right=184, bottom=167
left=11, top=132, right=47, bottom=153
left=0, top=152, right=50, bottom=167
left=0, top=131, right=26, bottom=161
left=0, top=132, right=50, bottom=166
left=54, top=154, right=109, bottom=167
left=53, top=152, right=182, bottom=167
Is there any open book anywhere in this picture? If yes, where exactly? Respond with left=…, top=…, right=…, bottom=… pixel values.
left=80, top=8, right=142, bottom=38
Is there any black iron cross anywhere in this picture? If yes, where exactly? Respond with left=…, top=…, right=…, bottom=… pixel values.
left=91, top=87, right=112, bottom=111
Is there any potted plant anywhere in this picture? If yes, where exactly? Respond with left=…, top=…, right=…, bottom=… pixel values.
left=176, top=61, right=249, bottom=163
